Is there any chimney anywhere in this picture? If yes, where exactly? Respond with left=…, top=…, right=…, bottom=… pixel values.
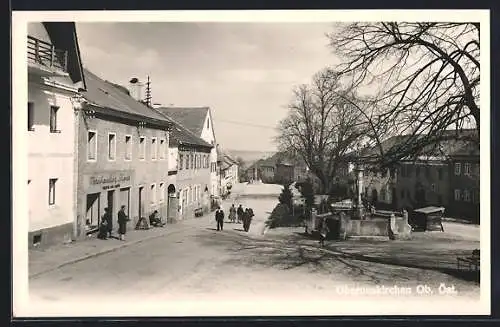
left=128, top=77, right=144, bottom=102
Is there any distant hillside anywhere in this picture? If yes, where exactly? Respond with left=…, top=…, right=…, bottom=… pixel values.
left=225, top=149, right=276, bottom=166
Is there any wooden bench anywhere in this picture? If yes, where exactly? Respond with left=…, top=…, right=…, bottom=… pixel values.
left=457, top=250, right=480, bottom=272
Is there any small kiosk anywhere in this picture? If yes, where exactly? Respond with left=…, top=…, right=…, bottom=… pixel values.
left=411, top=206, right=445, bottom=232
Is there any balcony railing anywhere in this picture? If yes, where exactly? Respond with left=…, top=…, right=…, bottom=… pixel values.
left=27, top=35, right=68, bottom=73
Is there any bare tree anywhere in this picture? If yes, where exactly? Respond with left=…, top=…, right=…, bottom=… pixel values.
left=328, top=22, right=480, bottom=166
left=276, top=68, right=368, bottom=194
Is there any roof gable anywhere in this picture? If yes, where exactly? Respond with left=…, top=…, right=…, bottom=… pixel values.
left=156, top=107, right=209, bottom=137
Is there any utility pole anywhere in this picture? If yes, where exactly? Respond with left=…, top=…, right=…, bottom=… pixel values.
left=144, top=75, right=152, bottom=107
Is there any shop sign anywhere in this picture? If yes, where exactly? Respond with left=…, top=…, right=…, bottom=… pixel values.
left=87, top=171, right=133, bottom=191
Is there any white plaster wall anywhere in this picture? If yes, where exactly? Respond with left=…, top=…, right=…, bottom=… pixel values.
left=199, top=111, right=219, bottom=197
left=27, top=82, right=75, bottom=232
left=168, top=146, right=178, bottom=171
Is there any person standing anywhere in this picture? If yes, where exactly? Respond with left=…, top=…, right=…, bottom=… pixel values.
left=215, top=207, right=225, bottom=231
left=117, top=205, right=129, bottom=241
left=102, top=207, right=113, bottom=238
left=229, top=204, right=236, bottom=223
left=237, top=204, right=244, bottom=224
left=319, top=218, right=330, bottom=247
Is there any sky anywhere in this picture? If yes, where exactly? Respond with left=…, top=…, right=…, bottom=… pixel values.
left=75, top=22, right=339, bottom=152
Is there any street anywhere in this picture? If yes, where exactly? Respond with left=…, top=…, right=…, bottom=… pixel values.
left=29, top=183, right=481, bottom=311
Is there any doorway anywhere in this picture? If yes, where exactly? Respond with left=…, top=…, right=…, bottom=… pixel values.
left=138, top=186, right=144, bottom=219
left=120, top=187, right=130, bottom=219
left=86, top=193, right=100, bottom=229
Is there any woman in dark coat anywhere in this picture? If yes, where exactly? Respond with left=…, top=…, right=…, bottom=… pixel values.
left=117, top=205, right=129, bottom=241
left=102, top=207, right=113, bottom=238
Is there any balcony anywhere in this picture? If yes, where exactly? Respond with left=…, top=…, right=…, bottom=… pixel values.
left=27, top=35, right=68, bottom=76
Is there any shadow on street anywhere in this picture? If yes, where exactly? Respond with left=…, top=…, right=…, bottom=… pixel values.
left=195, top=229, right=480, bottom=285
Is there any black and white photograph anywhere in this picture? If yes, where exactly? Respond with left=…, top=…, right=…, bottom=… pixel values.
left=12, top=10, right=490, bottom=317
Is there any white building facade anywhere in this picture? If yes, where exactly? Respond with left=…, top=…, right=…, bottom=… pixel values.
left=27, top=22, right=86, bottom=248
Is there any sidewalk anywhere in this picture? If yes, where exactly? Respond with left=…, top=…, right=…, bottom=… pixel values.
left=29, top=217, right=207, bottom=278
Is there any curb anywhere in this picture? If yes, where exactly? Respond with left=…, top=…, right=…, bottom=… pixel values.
left=29, top=226, right=189, bottom=279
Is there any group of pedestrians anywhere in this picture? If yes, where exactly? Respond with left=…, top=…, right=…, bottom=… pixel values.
left=98, top=205, right=130, bottom=241
left=215, top=204, right=255, bottom=232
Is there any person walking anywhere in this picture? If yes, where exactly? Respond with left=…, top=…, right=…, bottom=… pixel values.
left=243, top=208, right=254, bottom=232
left=117, top=205, right=129, bottom=241
left=215, top=207, right=225, bottom=231
left=229, top=204, right=236, bottom=223
left=237, top=204, right=244, bottom=224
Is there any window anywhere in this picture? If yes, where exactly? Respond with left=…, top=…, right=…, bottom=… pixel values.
left=160, top=139, right=166, bottom=159
left=179, top=154, right=184, bottom=169
left=464, top=189, right=471, bottom=202
left=464, top=163, right=471, bottom=176
left=49, top=106, right=60, bottom=133
left=454, top=189, right=461, bottom=201
left=431, top=183, right=436, bottom=192
left=108, top=133, right=116, bottom=161
left=207, top=118, right=210, bottom=129
left=191, top=153, right=194, bottom=169
left=425, top=166, right=430, bottom=179
left=28, top=102, right=34, bottom=131
left=415, top=166, right=420, bottom=178
left=48, top=178, right=57, bottom=205
left=87, top=131, right=97, bottom=161
left=151, top=137, right=157, bottom=160
left=125, top=135, right=132, bottom=160
left=186, top=154, right=190, bottom=169
left=455, top=163, right=461, bottom=175
left=159, top=182, right=165, bottom=203
left=139, top=137, right=146, bottom=160
left=150, top=184, right=156, bottom=204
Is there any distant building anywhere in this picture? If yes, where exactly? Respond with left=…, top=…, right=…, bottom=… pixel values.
left=27, top=22, right=86, bottom=248
left=358, top=130, right=479, bottom=221
left=218, top=149, right=239, bottom=195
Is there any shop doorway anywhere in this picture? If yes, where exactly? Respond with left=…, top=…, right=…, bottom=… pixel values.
left=107, top=190, right=115, bottom=217
left=120, top=187, right=130, bottom=219
left=86, top=193, right=100, bottom=230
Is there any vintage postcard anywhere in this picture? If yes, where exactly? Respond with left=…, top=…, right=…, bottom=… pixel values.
left=12, top=9, right=490, bottom=317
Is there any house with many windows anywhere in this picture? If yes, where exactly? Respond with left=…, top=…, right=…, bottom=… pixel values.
left=27, top=22, right=86, bottom=248
left=75, top=69, right=176, bottom=237
left=155, top=107, right=220, bottom=199
left=152, top=109, right=214, bottom=220
left=359, top=129, right=479, bottom=222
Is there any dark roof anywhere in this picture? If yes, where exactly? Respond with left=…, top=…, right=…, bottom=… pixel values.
left=43, top=22, right=86, bottom=89
left=82, top=69, right=211, bottom=149
left=83, top=68, right=169, bottom=122
left=156, top=107, right=210, bottom=137
left=150, top=108, right=213, bottom=148
left=358, top=129, right=479, bottom=160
